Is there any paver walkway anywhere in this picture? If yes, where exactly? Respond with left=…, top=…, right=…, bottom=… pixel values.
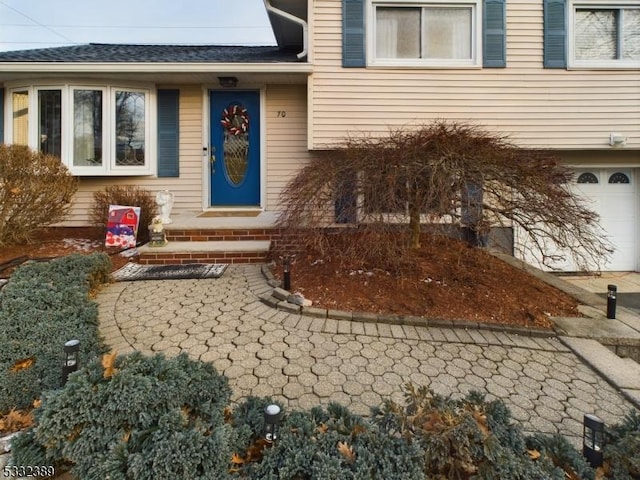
left=96, top=265, right=638, bottom=445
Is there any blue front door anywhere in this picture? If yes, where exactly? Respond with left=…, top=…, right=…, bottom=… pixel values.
left=210, top=90, right=260, bottom=206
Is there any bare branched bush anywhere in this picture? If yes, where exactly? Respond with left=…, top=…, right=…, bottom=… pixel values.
left=276, top=121, right=612, bottom=271
left=90, top=185, right=156, bottom=243
left=0, top=144, right=78, bottom=246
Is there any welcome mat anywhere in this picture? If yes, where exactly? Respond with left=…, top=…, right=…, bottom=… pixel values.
left=113, top=263, right=227, bottom=282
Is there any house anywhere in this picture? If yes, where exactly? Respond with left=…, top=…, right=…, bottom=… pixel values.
left=0, top=0, right=638, bottom=270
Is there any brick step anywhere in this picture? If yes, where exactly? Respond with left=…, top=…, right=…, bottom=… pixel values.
left=165, top=228, right=279, bottom=242
left=137, top=240, right=270, bottom=265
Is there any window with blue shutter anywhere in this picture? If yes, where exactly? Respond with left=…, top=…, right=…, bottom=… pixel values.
left=483, top=0, right=506, bottom=68
left=344, top=0, right=506, bottom=68
left=343, top=0, right=366, bottom=67
left=0, top=88, right=4, bottom=144
left=544, top=0, right=567, bottom=68
left=157, top=89, right=180, bottom=178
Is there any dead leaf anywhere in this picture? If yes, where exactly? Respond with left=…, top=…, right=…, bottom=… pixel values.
left=122, top=431, right=131, bottom=443
left=10, top=187, right=21, bottom=195
left=528, top=449, right=541, bottom=460
left=223, top=406, right=233, bottom=423
left=351, top=424, right=367, bottom=436
left=245, top=438, right=270, bottom=462
left=0, top=409, right=34, bottom=433
left=316, top=423, right=328, bottom=434
left=10, top=357, right=35, bottom=373
left=231, top=453, right=245, bottom=465
left=564, top=468, right=581, bottom=480
left=473, top=410, right=490, bottom=437
left=102, top=351, right=117, bottom=378
left=337, top=441, right=356, bottom=464
left=33, top=399, right=42, bottom=409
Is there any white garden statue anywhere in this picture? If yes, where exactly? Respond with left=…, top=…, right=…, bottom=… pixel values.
left=155, top=190, right=174, bottom=224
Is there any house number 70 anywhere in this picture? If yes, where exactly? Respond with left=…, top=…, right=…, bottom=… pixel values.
left=277, top=111, right=287, bottom=118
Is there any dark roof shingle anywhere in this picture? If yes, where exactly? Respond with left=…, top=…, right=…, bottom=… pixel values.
left=0, top=43, right=301, bottom=63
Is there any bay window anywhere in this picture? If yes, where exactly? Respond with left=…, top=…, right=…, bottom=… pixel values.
left=73, top=88, right=104, bottom=168
left=12, top=90, right=28, bottom=145
left=38, top=89, right=62, bottom=158
left=5, top=83, right=154, bottom=175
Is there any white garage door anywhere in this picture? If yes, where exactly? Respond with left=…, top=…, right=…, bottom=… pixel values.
left=573, top=169, right=637, bottom=271
left=517, top=168, right=638, bottom=272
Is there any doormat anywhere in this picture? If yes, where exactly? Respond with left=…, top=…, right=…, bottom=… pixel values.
left=112, top=263, right=227, bottom=282
left=197, top=211, right=261, bottom=218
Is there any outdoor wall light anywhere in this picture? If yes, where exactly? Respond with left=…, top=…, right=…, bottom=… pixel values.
left=62, top=339, right=80, bottom=384
left=609, top=133, right=627, bottom=147
left=607, top=284, right=617, bottom=319
left=583, top=414, right=604, bottom=468
left=264, top=404, right=283, bottom=443
left=218, top=76, right=238, bottom=88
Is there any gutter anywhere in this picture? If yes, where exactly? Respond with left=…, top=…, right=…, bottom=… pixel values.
left=0, top=62, right=313, bottom=74
left=263, top=0, right=308, bottom=60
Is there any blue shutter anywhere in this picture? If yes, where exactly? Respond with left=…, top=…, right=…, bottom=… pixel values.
left=544, top=0, right=566, bottom=68
left=0, top=88, right=4, bottom=144
left=343, top=0, right=366, bottom=68
left=483, top=0, right=506, bottom=67
left=157, top=89, right=179, bottom=177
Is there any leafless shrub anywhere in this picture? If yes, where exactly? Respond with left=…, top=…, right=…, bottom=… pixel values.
left=0, top=144, right=78, bottom=246
left=90, top=185, right=156, bottom=243
left=275, top=121, right=612, bottom=271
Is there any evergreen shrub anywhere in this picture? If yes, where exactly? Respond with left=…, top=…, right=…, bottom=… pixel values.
left=0, top=253, right=111, bottom=413
left=245, top=402, right=426, bottom=480
left=372, top=384, right=579, bottom=479
left=603, top=409, right=640, bottom=479
left=13, top=352, right=234, bottom=480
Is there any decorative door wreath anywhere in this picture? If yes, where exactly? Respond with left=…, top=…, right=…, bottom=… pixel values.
left=220, top=104, right=249, bottom=135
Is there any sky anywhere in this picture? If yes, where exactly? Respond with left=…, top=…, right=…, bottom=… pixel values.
left=0, top=0, right=276, bottom=52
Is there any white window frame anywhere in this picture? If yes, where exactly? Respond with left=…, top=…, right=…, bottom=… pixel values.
left=367, top=0, right=482, bottom=68
left=568, top=0, right=640, bottom=69
left=111, top=86, right=153, bottom=175
left=69, top=86, right=108, bottom=176
left=3, top=82, right=156, bottom=176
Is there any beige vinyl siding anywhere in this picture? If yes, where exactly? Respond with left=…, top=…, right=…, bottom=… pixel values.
left=310, top=0, right=640, bottom=150
left=265, top=84, right=312, bottom=210
left=61, top=85, right=204, bottom=226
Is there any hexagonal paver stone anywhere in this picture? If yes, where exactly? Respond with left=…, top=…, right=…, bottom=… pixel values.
left=372, top=380, right=394, bottom=396
left=343, top=381, right=365, bottom=396
left=325, top=371, right=346, bottom=386
left=313, top=381, right=336, bottom=398
left=297, top=372, right=319, bottom=387
left=224, top=365, right=247, bottom=380
left=254, top=364, right=276, bottom=379
left=267, top=374, right=289, bottom=389
left=311, top=363, right=332, bottom=376
left=359, top=390, right=382, bottom=408
left=283, top=382, right=306, bottom=400
left=236, top=374, right=259, bottom=390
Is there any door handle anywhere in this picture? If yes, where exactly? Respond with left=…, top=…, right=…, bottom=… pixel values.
left=210, top=146, right=216, bottom=173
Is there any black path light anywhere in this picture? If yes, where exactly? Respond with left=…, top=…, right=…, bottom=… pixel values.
left=62, top=339, right=80, bottom=385
left=264, top=404, right=283, bottom=443
left=607, top=284, right=617, bottom=319
left=283, top=256, right=291, bottom=291
left=583, top=413, right=605, bottom=468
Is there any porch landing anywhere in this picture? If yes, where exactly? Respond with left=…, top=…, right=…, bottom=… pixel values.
left=137, top=210, right=280, bottom=265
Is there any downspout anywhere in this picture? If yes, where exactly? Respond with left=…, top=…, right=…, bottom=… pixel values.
left=263, top=0, right=308, bottom=60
